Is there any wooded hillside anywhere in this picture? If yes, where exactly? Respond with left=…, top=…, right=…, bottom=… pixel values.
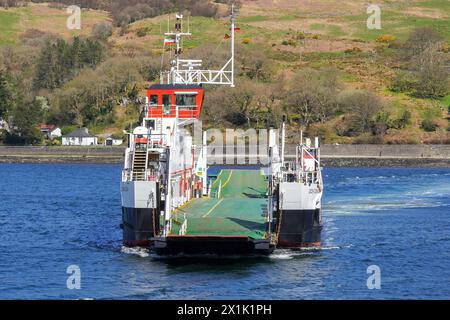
left=0, top=0, right=449, bottom=145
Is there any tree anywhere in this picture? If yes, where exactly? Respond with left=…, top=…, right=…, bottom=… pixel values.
left=392, top=27, right=449, bottom=99
left=33, top=41, right=55, bottom=90
left=237, top=47, right=271, bottom=81
left=49, top=56, right=143, bottom=127
left=338, top=90, right=383, bottom=133
left=1, top=67, right=41, bottom=144
left=226, top=82, right=257, bottom=127
left=284, top=68, right=340, bottom=127
left=412, top=47, right=449, bottom=98
left=0, top=70, right=14, bottom=120
left=33, top=37, right=105, bottom=91
left=402, top=27, right=444, bottom=62
left=202, top=80, right=280, bottom=129
left=8, top=98, right=44, bottom=145
left=0, top=0, right=18, bottom=8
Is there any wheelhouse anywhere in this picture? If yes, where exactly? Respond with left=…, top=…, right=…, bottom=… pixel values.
left=146, top=84, right=204, bottom=119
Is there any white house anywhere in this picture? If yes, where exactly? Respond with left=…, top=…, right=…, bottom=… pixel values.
left=39, top=125, right=61, bottom=139
left=104, top=136, right=124, bottom=146
left=50, top=127, right=62, bottom=139
left=62, top=128, right=98, bottom=146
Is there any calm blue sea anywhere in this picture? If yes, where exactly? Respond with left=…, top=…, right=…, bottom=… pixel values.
left=0, top=164, right=449, bottom=299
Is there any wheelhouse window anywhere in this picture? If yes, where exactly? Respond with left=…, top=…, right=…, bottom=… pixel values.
left=176, top=94, right=197, bottom=110
left=149, top=95, right=158, bottom=108
left=162, top=95, right=172, bottom=114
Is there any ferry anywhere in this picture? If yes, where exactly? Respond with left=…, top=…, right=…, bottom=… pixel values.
left=120, top=7, right=323, bottom=255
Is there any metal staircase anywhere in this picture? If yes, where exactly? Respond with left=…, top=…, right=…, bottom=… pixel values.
left=132, top=150, right=147, bottom=181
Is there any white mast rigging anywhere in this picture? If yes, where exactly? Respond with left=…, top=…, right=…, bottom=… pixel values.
left=161, top=5, right=236, bottom=87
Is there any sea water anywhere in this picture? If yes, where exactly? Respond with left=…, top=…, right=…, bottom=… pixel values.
left=0, top=164, right=449, bottom=299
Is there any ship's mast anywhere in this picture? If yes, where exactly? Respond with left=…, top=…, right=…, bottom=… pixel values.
left=161, top=4, right=236, bottom=87
left=230, top=4, right=235, bottom=87
left=164, top=13, right=192, bottom=85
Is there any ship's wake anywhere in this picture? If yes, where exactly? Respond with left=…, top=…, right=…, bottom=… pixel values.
left=121, top=246, right=150, bottom=258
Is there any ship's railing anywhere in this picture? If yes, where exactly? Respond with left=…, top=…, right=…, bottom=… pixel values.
left=281, top=168, right=322, bottom=186
left=180, top=218, right=188, bottom=236
left=148, top=133, right=168, bottom=149
left=281, top=144, right=322, bottom=186
left=145, top=104, right=198, bottom=119
left=130, top=133, right=167, bottom=151
left=161, top=69, right=233, bottom=86
left=171, top=211, right=188, bottom=236
left=122, top=169, right=159, bottom=182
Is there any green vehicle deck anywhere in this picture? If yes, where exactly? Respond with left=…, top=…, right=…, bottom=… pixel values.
left=170, top=169, right=269, bottom=239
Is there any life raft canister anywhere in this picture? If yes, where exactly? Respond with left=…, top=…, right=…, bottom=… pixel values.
left=134, top=134, right=148, bottom=144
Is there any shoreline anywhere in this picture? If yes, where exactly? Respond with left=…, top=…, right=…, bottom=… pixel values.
left=0, top=145, right=449, bottom=167
left=1, top=156, right=449, bottom=168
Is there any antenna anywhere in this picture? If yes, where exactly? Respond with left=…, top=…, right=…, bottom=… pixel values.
left=230, top=3, right=235, bottom=87
left=163, top=13, right=192, bottom=84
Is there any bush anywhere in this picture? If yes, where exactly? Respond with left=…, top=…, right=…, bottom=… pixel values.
left=371, top=110, right=411, bottom=135
left=392, top=110, right=411, bottom=129
left=390, top=71, right=416, bottom=93
left=371, top=111, right=392, bottom=136
left=344, top=47, right=362, bottom=54
left=376, top=35, right=396, bottom=43
left=92, top=22, right=113, bottom=41
left=307, top=125, right=334, bottom=143
left=45, top=138, right=61, bottom=146
left=135, top=27, right=150, bottom=38
left=441, top=42, right=450, bottom=53
left=295, top=32, right=306, bottom=40
left=281, top=39, right=297, bottom=46
left=61, top=125, right=77, bottom=136
left=421, top=118, right=438, bottom=132
left=334, top=116, right=355, bottom=137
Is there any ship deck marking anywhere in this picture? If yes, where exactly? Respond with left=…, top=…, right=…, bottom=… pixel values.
left=202, top=198, right=224, bottom=218
left=221, top=170, right=233, bottom=189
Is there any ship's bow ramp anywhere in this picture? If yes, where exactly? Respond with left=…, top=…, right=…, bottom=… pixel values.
left=159, top=169, right=271, bottom=254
